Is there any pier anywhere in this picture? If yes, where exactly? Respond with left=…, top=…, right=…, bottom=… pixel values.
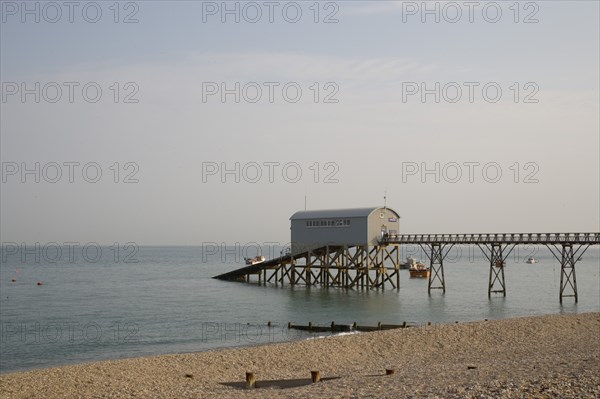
left=213, top=207, right=599, bottom=303
left=214, top=243, right=403, bottom=289
left=213, top=232, right=599, bottom=303
left=382, top=232, right=600, bottom=302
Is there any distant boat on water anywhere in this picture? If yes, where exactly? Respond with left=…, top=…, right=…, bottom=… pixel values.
left=401, top=256, right=423, bottom=270
left=409, top=261, right=430, bottom=278
left=245, top=255, right=266, bottom=265
left=526, top=257, right=538, bottom=264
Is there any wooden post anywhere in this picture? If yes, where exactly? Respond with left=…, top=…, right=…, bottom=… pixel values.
left=326, top=245, right=330, bottom=266
left=311, top=371, right=321, bottom=383
left=396, top=244, right=400, bottom=290
left=380, top=246, right=385, bottom=289
left=246, top=372, right=256, bottom=389
left=291, top=262, right=296, bottom=286
left=344, top=267, right=349, bottom=288
left=365, top=245, right=371, bottom=289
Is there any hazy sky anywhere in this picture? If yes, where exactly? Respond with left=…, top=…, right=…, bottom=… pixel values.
left=1, top=1, right=599, bottom=245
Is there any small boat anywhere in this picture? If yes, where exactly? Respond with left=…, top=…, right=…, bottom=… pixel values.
left=245, top=255, right=266, bottom=265
left=400, top=256, right=418, bottom=270
left=409, top=262, right=430, bottom=278
left=525, top=257, right=538, bottom=264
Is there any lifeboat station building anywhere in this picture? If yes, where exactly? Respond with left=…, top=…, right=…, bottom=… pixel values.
left=290, top=207, right=400, bottom=255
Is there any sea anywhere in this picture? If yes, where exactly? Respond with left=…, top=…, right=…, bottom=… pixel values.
left=1, top=244, right=599, bottom=373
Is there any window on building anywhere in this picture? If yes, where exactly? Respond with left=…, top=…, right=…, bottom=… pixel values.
left=305, top=218, right=352, bottom=228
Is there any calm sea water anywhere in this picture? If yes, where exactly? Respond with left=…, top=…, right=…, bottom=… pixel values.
left=1, top=245, right=599, bottom=373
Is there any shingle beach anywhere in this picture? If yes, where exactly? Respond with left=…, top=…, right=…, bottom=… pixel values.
left=1, top=312, right=598, bottom=398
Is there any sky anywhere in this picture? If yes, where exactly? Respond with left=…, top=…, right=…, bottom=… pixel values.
left=1, top=0, right=599, bottom=246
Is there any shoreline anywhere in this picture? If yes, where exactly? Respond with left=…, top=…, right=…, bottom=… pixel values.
left=0, top=317, right=539, bottom=375
left=1, top=312, right=599, bottom=398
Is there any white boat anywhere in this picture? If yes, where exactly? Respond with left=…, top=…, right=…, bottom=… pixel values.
left=245, top=255, right=266, bottom=265
left=400, top=256, right=419, bottom=270
left=525, top=257, right=538, bottom=264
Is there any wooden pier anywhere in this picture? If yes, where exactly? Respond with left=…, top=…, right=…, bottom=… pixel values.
left=215, top=244, right=403, bottom=289
left=213, top=232, right=600, bottom=303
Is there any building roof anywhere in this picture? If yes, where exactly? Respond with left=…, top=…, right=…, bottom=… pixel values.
left=290, top=207, right=399, bottom=220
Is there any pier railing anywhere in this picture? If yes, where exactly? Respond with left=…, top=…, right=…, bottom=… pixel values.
left=381, top=232, right=600, bottom=245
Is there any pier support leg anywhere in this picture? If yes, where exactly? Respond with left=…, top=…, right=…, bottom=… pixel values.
left=488, top=244, right=506, bottom=297
left=290, top=262, right=296, bottom=286
left=365, top=246, right=370, bottom=289
left=477, top=243, right=515, bottom=298
left=559, top=244, right=577, bottom=304
left=396, top=244, right=400, bottom=290
left=548, top=242, right=591, bottom=304
left=427, top=243, right=445, bottom=294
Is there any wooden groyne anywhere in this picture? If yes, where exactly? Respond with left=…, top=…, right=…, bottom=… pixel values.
left=287, top=321, right=412, bottom=333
